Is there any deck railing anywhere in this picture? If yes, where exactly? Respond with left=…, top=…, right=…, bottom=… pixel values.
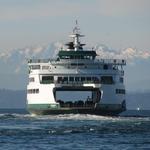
left=28, top=58, right=126, bottom=65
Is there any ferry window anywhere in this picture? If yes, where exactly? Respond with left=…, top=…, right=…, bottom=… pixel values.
left=31, top=65, right=40, bottom=70
left=81, top=77, right=85, bottom=81
left=42, top=76, right=54, bottom=81
left=116, top=89, right=119, bottom=94
left=75, top=77, right=79, bottom=81
left=92, top=77, right=96, bottom=81
left=33, top=89, right=36, bottom=93
left=29, top=89, right=32, bottom=93
left=42, top=76, right=54, bottom=83
left=120, top=77, right=124, bottom=83
left=92, top=77, right=99, bottom=83
left=123, top=89, right=125, bottom=94
left=27, top=89, right=39, bottom=94
left=116, top=89, right=125, bottom=94
left=58, top=77, right=62, bottom=81
left=42, top=66, right=49, bottom=70
left=70, top=56, right=74, bottom=59
left=69, top=77, right=74, bottom=81
left=74, top=56, right=77, bottom=59
left=86, top=56, right=90, bottom=59
left=87, top=77, right=91, bottom=81
left=29, top=77, right=34, bottom=82
left=101, top=76, right=113, bottom=84
left=103, top=64, right=108, bottom=70
left=81, top=56, right=84, bottom=59
left=36, top=89, right=39, bottom=93
left=63, top=77, right=68, bottom=82
left=84, top=56, right=88, bottom=59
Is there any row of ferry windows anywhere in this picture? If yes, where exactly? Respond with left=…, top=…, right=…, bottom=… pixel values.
left=27, top=89, right=39, bottom=94
left=27, top=88, right=125, bottom=94
left=41, top=76, right=114, bottom=84
left=29, top=76, right=123, bottom=84
left=27, top=88, right=125, bottom=95
left=57, top=76, right=100, bottom=82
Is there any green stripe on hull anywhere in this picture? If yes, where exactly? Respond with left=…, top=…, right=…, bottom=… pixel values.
left=27, top=103, right=126, bottom=116
left=28, top=104, right=60, bottom=110
left=28, top=107, right=123, bottom=116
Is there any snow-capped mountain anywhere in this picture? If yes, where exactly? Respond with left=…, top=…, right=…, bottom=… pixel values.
left=95, top=44, right=150, bottom=60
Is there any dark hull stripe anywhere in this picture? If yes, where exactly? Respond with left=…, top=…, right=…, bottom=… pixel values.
left=28, top=108, right=125, bottom=116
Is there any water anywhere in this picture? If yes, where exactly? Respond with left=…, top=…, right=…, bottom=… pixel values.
left=0, top=110, right=150, bottom=150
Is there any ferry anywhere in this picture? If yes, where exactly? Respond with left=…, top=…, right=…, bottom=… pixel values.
left=27, top=23, right=126, bottom=116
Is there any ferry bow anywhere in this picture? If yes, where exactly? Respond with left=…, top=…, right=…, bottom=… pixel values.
left=27, top=23, right=126, bottom=116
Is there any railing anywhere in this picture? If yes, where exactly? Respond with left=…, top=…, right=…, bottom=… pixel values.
left=28, top=59, right=54, bottom=63
left=28, top=58, right=126, bottom=65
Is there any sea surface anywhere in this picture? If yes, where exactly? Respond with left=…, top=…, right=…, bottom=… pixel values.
left=0, top=110, right=150, bottom=150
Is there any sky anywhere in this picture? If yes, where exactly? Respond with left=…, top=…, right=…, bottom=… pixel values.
left=0, top=0, right=150, bottom=91
left=0, top=0, right=150, bottom=50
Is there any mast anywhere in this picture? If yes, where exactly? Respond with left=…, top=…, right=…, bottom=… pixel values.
left=66, top=20, right=85, bottom=51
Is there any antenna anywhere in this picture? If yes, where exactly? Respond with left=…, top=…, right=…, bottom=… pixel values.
left=75, top=20, right=78, bottom=26
left=73, top=20, right=80, bottom=34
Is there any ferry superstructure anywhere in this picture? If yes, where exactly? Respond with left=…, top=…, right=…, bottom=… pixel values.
left=27, top=24, right=126, bottom=115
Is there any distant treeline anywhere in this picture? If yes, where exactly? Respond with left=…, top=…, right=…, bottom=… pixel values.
left=0, top=89, right=26, bottom=109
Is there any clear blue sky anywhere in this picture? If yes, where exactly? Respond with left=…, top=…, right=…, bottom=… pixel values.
left=0, top=0, right=150, bottom=51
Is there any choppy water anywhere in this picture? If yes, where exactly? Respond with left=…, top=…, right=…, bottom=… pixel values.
left=0, top=111, right=150, bottom=150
